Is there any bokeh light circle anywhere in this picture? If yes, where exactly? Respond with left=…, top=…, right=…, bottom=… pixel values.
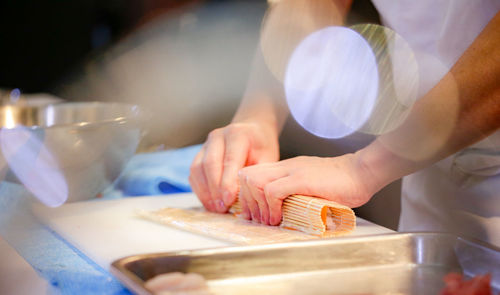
left=259, top=0, right=342, bottom=82
left=351, top=24, right=419, bottom=135
left=285, top=26, right=379, bottom=139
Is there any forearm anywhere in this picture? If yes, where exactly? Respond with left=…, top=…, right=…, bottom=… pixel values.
left=359, top=11, right=500, bottom=190
left=232, top=46, right=288, bottom=137
left=233, top=0, right=353, bottom=137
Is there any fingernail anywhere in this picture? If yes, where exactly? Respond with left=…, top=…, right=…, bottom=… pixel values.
left=216, top=199, right=225, bottom=212
left=222, top=191, right=232, bottom=206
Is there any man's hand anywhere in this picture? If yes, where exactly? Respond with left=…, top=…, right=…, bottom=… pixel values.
left=237, top=153, right=381, bottom=225
left=189, top=122, right=279, bottom=213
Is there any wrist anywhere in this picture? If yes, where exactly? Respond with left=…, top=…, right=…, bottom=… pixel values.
left=354, top=140, right=416, bottom=194
left=232, top=111, right=284, bottom=140
left=233, top=90, right=288, bottom=133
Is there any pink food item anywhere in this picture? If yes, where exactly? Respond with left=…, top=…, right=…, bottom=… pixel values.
left=440, top=272, right=495, bottom=295
left=144, top=272, right=212, bottom=295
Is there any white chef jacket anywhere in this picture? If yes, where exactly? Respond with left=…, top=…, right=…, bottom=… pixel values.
left=371, top=0, right=500, bottom=246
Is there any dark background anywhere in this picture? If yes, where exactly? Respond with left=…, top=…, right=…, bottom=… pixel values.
left=0, top=0, right=221, bottom=92
left=0, top=0, right=379, bottom=93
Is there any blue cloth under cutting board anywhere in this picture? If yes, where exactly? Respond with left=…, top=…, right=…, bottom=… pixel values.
left=0, top=182, right=131, bottom=295
left=0, top=144, right=202, bottom=294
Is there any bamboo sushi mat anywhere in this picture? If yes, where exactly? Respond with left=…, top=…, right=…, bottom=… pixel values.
left=139, top=195, right=356, bottom=245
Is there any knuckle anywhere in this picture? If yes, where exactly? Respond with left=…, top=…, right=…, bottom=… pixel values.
left=263, top=183, right=276, bottom=199
left=246, top=178, right=256, bottom=188
left=208, top=128, right=221, bottom=137
left=238, top=168, right=249, bottom=180
left=224, top=125, right=240, bottom=137
left=245, top=176, right=260, bottom=188
left=241, top=165, right=258, bottom=176
left=207, top=129, right=222, bottom=141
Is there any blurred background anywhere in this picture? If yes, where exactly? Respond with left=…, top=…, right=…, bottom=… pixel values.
left=0, top=0, right=400, bottom=229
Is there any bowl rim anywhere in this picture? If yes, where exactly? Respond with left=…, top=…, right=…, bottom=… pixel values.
left=1, top=101, right=148, bottom=131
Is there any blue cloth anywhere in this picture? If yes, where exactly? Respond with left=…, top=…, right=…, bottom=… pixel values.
left=104, top=144, right=201, bottom=198
left=0, top=144, right=202, bottom=294
left=0, top=182, right=131, bottom=295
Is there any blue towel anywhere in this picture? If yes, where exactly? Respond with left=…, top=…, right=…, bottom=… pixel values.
left=108, top=144, right=201, bottom=197
left=0, top=181, right=131, bottom=295
left=0, top=144, right=203, bottom=294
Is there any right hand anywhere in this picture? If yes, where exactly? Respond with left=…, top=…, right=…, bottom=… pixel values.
left=189, top=122, right=280, bottom=213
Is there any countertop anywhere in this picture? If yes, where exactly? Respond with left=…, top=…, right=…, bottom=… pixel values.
left=3, top=193, right=393, bottom=294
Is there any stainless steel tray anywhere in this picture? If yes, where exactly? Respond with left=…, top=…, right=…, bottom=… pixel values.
left=111, top=233, right=500, bottom=295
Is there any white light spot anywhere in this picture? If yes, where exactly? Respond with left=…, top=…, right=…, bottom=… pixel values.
left=285, top=26, right=379, bottom=139
left=0, top=127, right=68, bottom=207
left=4, top=106, right=16, bottom=129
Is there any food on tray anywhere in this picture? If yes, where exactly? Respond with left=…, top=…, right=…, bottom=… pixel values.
left=230, top=194, right=356, bottom=236
left=145, top=272, right=212, bottom=295
left=440, top=272, right=494, bottom=295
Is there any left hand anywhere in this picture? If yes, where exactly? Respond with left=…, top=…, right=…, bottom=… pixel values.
left=237, top=154, right=381, bottom=225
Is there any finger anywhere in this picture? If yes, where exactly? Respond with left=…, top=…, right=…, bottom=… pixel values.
left=264, top=176, right=303, bottom=226
left=238, top=171, right=261, bottom=222
left=189, top=149, right=214, bottom=211
left=241, top=165, right=286, bottom=225
left=202, top=130, right=226, bottom=213
left=220, top=131, right=249, bottom=207
left=241, top=174, right=263, bottom=223
left=240, top=163, right=289, bottom=186
left=188, top=174, right=206, bottom=209
left=246, top=192, right=261, bottom=223
left=248, top=182, right=270, bottom=225
left=238, top=183, right=251, bottom=220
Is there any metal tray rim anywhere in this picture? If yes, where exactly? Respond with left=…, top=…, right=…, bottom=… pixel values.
left=111, top=232, right=500, bottom=295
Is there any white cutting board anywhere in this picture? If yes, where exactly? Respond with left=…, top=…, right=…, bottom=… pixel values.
left=32, top=193, right=393, bottom=270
